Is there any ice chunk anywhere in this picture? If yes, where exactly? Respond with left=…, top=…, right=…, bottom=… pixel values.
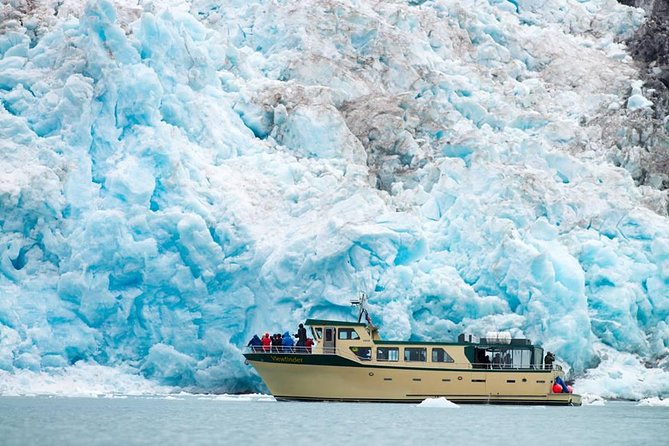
left=581, top=393, right=606, bottom=406
left=627, top=94, right=653, bottom=110
left=627, top=80, right=653, bottom=110
left=574, top=345, right=669, bottom=400
left=417, top=397, right=459, bottom=408
left=637, top=397, right=669, bottom=407
left=0, top=362, right=175, bottom=397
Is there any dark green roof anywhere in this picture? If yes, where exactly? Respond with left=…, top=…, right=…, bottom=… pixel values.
left=374, top=340, right=465, bottom=346
left=304, top=318, right=366, bottom=327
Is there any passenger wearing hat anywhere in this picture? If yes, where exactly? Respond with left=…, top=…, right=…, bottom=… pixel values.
left=247, top=334, right=262, bottom=352
left=261, top=333, right=271, bottom=352
left=294, top=323, right=307, bottom=352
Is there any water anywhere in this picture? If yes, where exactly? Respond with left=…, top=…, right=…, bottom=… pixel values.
left=0, top=396, right=667, bottom=446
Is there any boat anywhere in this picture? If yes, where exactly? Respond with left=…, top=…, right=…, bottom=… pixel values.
left=243, top=294, right=582, bottom=406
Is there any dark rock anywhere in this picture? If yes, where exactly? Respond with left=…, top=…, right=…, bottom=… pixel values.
left=622, top=0, right=669, bottom=119
left=609, top=0, right=669, bottom=200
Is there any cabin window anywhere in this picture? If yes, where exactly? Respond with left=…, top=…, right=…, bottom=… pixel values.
left=377, top=347, right=399, bottom=362
left=350, top=346, right=371, bottom=360
left=511, top=349, right=531, bottom=368
left=338, top=328, right=360, bottom=340
left=404, top=348, right=427, bottom=362
left=312, top=328, right=322, bottom=340
left=325, top=328, right=334, bottom=342
left=473, top=347, right=532, bottom=369
left=432, top=348, right=454, bottom=363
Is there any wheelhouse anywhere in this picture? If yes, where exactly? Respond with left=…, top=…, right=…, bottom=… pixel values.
left=301, top=319, right=548, bottom=370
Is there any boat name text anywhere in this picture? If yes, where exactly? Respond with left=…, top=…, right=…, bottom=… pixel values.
left=270, top=356, right=304, bottom=363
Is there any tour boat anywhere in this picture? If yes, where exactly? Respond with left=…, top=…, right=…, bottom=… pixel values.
left=244, top=295, right=582, bottom=406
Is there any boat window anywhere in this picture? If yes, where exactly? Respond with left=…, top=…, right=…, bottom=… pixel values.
left=338, top=328, right=360, bottom=340
left=431, top=348, right=454, bottom=363
left=511, top=349, right=531, bottom=368
left=377, top=347, right=399, bottom=361
left=491, top=350, right=512, bottom=368
left=350, top=346, right=371, bottom=360
left=377, top=347, right=399, bottom=362
left=473, top=347, right=532, bottom=369
left=312, top=328, right=322, bottom=340
left=325, top=328, right=334, bottom=342
left=404, top=348, right=427, bottom=362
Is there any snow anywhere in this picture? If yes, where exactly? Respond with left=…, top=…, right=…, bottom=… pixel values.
left=417, top=397, right=459, bottom=408
left=0, top=0, right=667, bottom=399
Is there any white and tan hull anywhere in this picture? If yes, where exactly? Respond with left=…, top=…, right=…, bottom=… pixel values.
left=245, top=353, right=581, bottom=406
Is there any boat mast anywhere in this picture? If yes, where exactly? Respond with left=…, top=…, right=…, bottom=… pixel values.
left=351, top=292, right=376, bottom=330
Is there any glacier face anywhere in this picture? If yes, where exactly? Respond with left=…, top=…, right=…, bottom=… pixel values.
left=0, top=0, right=668, bottom=397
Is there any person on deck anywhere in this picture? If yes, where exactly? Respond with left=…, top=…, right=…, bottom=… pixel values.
left=282, top=331, right=295, bottom=353
left=492, top=353, right=502, bottom=369
left=502, top=352, right=512, bottom=368
left=544, top=352, right=555, bottom=369
left=294, top=323, right=307, bottom=352
left=247, top=334, right=262, bottom=352
left=261, top=333, right=271, bottom=352
left=272, top=333, right=282, bottom=352
left=305, top=337, right=314, bottom=353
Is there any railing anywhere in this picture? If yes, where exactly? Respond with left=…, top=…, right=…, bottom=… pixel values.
left=470, top=362, right=562, bottom=371
left=243, top=347, right=562, bottom=371
left=245, top=346, right=315, bottom=354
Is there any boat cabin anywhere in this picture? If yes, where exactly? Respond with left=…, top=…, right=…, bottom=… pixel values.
left=304, top=319, right=546, bottom=370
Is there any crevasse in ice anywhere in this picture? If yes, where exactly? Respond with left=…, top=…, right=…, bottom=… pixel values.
left=0, top=0, right=667, bottom=397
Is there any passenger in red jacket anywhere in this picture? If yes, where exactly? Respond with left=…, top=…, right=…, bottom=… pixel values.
left=261, top=333, right=271, bottom=352
left=305, top=338, right=314, bottom=353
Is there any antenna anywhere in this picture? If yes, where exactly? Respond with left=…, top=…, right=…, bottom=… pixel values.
left=351, top=291, right=375, bottom=330
left=351, top=291, right=367, bottom=323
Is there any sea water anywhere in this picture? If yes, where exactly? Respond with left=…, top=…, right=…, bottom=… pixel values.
left=1, top=396, right=668, bottom=446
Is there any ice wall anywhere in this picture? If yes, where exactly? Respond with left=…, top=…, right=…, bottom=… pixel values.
left=0, top=0, right=668, bottom=397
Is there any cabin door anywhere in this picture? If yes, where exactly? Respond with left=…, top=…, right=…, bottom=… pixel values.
left=324, top=328, right=336, bottom=354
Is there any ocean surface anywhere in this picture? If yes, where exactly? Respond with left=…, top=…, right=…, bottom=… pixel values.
left=0, top=395, right=667, bottom=446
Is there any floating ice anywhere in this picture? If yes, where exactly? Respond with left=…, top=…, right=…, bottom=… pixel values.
left=198, top=393, right=276, bottom=402
left=0, top=0, right=667, bottom=399
left=637, top=397, right=669, bottom=407
left=0, top=362, right=175, bottom=398
left=581, top=393, right=606, bottom=406
left=574, top=344, right=669, bottom=400
left=417, top=397, right=459, bottom=408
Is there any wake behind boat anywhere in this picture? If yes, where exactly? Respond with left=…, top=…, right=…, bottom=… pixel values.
left=244, top=295, right=581, bottom=406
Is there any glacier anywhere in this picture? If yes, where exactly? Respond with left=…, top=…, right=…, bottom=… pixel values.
left=0, top=0, right=668, bottom=398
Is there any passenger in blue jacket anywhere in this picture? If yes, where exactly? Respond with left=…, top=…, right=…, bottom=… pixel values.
left=282, top=331, right=295, bottom=353
left=247, top=334, right=262, bottom=352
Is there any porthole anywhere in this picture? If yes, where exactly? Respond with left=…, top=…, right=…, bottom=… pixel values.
left=457, top=376, right=463, bottom=381
left=369, top=372, right=374, bottom=376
